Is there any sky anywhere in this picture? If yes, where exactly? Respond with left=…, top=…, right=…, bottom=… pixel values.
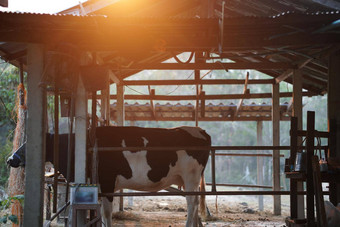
left=0, top=0, right=87, bottom=13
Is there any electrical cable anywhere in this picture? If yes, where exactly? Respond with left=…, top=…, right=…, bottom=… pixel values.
left=172, top=52, right=194, bottom=64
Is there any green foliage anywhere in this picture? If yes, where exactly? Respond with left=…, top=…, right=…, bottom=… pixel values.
left=0, top=139, right=12, bottom=187
left=0, top=194, right=24, bottom=224
left=0, top=60, right=19, bottom=189
left=0, top=62, right=19, bottom=129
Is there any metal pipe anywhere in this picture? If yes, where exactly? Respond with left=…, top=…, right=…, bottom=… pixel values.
left=205, top=183, right=275, bottom=189
left=44, top=201, right=70, bottom=227
left=89, top=145, right=327, bottom=152
left=99, top=190, right=316, bottom=197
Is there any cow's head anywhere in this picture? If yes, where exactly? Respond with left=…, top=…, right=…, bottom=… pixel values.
left=7, top=143, right=26, bottom=168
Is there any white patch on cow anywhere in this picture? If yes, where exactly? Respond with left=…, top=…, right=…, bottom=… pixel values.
left=106, top=148, right=207, bottom=227
left=115, top=149, right=204, bottom=193
left=142, top=137, right=148, bottom=147
left=115, top=150, right=153, bottom=190
left=121, top=139, right=126, bottom=147
left=179, top=126, right=207, bottom=140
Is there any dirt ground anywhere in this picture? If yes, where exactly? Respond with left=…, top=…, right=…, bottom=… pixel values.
left=110, top=194, right=289, bottom=227
left=0, top=193, right=289, bottom=226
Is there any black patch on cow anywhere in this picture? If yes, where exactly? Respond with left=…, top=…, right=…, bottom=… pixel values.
left=95, top=126, right=211, bottom=202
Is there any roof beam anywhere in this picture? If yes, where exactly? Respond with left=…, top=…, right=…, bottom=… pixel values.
left=275, top=59, right=312, bottom=84
left=121, top=116, right=290, bottom=122
left=123, top=79, right=274, bottom=86
left=103, top=91, right=315, bottom=101
left=148, top=86, right=157, bottom=120
left=108, top=62, right=294, bottom=70
left=234, top=72, right=249, bottom=118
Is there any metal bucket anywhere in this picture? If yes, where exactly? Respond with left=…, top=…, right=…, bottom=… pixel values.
left=295, top=152, right=306, bottom=172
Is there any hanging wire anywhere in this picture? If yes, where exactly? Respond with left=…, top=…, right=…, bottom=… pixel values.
left=172, top=52, right=195, bottom=64
left=165, top=70, right=195, bottom=95
left=125, top=85, right=148, bottom=95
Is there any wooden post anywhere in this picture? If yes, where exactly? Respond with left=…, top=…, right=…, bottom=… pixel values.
left=272, top=83, right=281, bottom=215
left=53, top=86, right=59, bottom=213
left=328, top=50, right=340, bottom=204
left=128, top=120, right=136, bottom=207
left=257, top=121, right=264, bottom=211
left=306, top=111, right=315, bottom=226
left=74, top=75, right=87, bottom=225
left=195, top=68, right=200, bottom=126
left=23, top=44, right=46, bottom=227
left=290, top=117, right=298, bottom=219
left=106, top=81, right=110, bottom=125
left=100, top=89, right=106, bottom=125
left=293, top=69, right=305, bottom=218
left=116, top=83, right=125, bottom=211
left=116, top=84, right=125, bottom=126
left=211, top=149, right=216, bottom=192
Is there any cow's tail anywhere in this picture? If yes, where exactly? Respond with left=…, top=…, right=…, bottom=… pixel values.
left=200, top=172, right=207, bottom=217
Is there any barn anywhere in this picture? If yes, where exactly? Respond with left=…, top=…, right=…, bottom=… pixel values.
left=0, top=0, right=340, bottom=226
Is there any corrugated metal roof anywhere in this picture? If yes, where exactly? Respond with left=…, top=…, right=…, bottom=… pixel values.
left=0, top=0, right=339, bottom=117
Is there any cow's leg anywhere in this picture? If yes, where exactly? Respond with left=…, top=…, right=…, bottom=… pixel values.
left=101, top=197, right=113, bottom=227
left=183, top=171, right=201, bottom=227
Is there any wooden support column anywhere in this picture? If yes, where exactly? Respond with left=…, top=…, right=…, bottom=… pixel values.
left=272, top=83, right=281, bottom=215
left=195, top=70, right=200, bottom=126
left=52, top=85, right=59, bottom=213
left=328, top=50, right=340, bottom=204
left=293, top=69, right=305, bottom=218
left=100, top=77, right=110, bottom=126
left=257, top=121, right=264, bottom=211
left=195, top=52, right=204, bottom=127
left=74, top=75, right=87, bottom=225
left=23, top=44, right=46, bottom=227
left=116, top=83, right=125, bottom=211
left=116, top=84, right=125, bottom=126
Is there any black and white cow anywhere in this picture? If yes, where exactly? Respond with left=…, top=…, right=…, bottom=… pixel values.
left=7, top=126, right=211, bottom=227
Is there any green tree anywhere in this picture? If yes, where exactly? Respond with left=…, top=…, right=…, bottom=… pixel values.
left=0, top=60, right=20, bottom=188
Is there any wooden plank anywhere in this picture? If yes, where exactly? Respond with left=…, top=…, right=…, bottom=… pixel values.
left=272, top=83, right=281, bottom=215
left=257, top=121, right=264, bottom=211
left=89, top=145, right=292, bottom=152
left=289, top=117, right=298, bottom=219
left=328, top=50, right=340, bottom=205
left=123, top=79, right=274, bottom=86
left=108, top=62, right=294, bottom=70
left=107, top=91, right=315, bottom=101
left=116, top=83, right=125, bottom=212
left=23, top=44, right=46, bottom=227
left=275, top=59, right=312, bottom=84
left=306, top=111, right=315, bottom=226
left=312, top=155, right=327, bottom=227
left=211, top=150, right=216, bottom=192
left=121, top=116, right=290, bottom=122
left=206, top=183, right=273, bottom=189
left=148, top=86, right=156, bottom=120
left=234, top=72, right=249, bottom=118
left=200, top=91, right=206, bottom=118
left=293, top=69, right=305, bottom=219
left=53, top=88, right=59, bottom=213
left=100, top=89, right=107, bottom=126
left=116, top=84, right=125, bottom=126
left=105, top=79, right=110, bottom=125
left=297, top=130, right=329, bottom=138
